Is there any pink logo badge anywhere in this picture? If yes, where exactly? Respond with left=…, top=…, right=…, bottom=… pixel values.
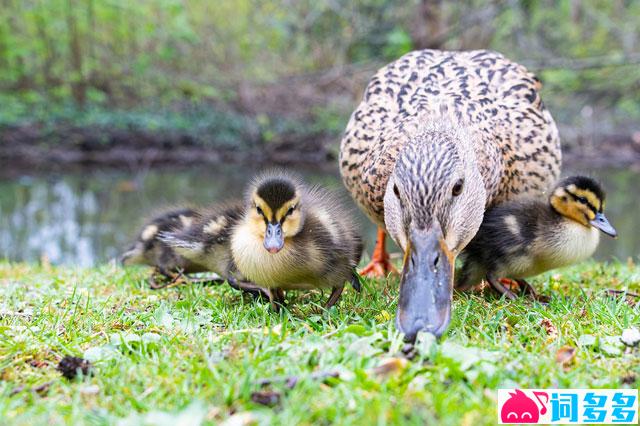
left=501, top=389, right=549, bottom=423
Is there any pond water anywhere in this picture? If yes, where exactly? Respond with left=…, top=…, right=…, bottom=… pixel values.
left=0, top=165, right=638, bottom=266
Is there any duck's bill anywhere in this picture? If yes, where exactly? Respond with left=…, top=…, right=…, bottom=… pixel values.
left=590, top=212, right=617, bottom=238
left=396, top=224, right=453, bottom=342
left=264, top=222, right=285, bottom=253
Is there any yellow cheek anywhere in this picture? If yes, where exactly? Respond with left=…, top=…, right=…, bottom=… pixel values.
left=249, top=213, right=266, bottom=238
left=568, top=204, right=591, bottom=226
left=282, top=214, right=302, bottom=237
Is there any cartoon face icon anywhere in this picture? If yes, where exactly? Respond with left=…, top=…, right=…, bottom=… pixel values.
left=501, top=390, right=545, bottom=423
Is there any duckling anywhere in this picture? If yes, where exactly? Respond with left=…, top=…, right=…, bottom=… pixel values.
left=230, top=171, right=363, bottom=310
left=120, top=208, right=207, bottom=287
left=158, top=201, right=268, bottom=294
left=456, top=176, right=617, bottom=299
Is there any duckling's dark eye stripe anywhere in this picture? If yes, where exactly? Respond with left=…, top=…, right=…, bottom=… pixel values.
left=566, top=191, right=597, bottom=213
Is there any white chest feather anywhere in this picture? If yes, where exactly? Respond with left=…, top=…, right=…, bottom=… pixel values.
left=519, top=221, right=600, bottom=277
left=230, top=226, right=322, bottom=289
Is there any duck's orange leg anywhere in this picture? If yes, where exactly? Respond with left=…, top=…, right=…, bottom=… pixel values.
left=360, top=228, right=398, bottom=277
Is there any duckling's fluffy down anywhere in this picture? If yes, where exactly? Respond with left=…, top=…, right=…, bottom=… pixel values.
left=158, top=201, right=245, bottom=278
left=120, top=207, right=204, bottom=274
left=456, top=198, right=600, bottom=288
left=231, top=171, right=362, bottom=290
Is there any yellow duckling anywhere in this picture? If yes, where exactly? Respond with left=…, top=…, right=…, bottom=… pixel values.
left=230, top=171, right=363, bottom=310
left=456, top=176, right=617, bottom=299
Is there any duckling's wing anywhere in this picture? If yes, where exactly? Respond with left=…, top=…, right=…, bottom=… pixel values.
left=157, top=230, right=206, bottom=258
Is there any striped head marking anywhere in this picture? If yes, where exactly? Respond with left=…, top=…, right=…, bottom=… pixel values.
left=249, top=177, right=303, bottom=253
left=383, top=114, right=487, bottom=341
left=550, top=175, right=616, bottom=237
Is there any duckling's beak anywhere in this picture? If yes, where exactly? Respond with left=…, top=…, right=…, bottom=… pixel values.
left=264, top=222, right=285, bottom=253
left=119, top=246, right=139, bottom=265
left=590, top=212, right=617, bottom=238
left=396, top=222, right=453, bottom=341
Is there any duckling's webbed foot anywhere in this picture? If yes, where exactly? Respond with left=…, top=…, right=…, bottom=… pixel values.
left=486, top=275, right=517, bottom=300
left=514, top=279, right=549, bottom=303
left=268, top=288, right=286, bottom=312
left=496, top=278, right=549, bottom=303
left=149, top=267, right=180, bottom=290
left=360, top=228, right=398, bottom=278
left=325, top=286, right=344, bottom=309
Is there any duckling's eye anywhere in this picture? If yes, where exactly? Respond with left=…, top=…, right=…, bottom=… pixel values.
left=577, top=196, right=588, bottom=205
left=452, top=179, right=464, bottom=197
left=286, top=206, right=295, bottom=217
left=256, top=206, right=264, bottom=217
left=393, top=184, right=400, bottom=198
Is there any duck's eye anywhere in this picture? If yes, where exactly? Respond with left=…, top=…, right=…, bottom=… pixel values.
left=577, top=196, right=588, bottom=205
left=286, top=206, right=295, bottom=216
left=452, top=179, right=464, bottom=196
left=393, top=184, right=400, bottom=198
left=256, top=206, right=264, bottom=216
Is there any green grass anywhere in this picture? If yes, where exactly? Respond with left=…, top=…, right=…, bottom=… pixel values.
left=0, top=260, right=638, bottom=425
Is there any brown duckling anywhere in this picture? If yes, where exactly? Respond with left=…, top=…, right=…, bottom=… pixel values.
left=120, top=208, right=207, bottom=287
left=230, top=171, right=363, bottom=310
left=456, top=176, right=617, bottom=299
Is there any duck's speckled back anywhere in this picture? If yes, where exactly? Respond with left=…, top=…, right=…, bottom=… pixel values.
left=339, top=49, right=562, bottom=226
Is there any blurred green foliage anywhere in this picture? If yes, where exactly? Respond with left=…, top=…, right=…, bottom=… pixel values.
left=0, top=0, right=638, bottom=143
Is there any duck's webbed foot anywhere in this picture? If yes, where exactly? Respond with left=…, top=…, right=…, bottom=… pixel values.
left=268, top=288, right=286, bottom=312
left=486, top=275, right=517, bottom=300
left=498, top=278, right=549, bottom=303
left=360, top=228, right=398, bottom=278
left=325, top=286, right=344, bottom=309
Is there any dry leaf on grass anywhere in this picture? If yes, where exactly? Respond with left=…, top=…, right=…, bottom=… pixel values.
left=371, top=357, right=408, bottom=379
left=555, top=346, right=576, bottom=368
left=250, top=390, right=281, bottom=407
left=540, top=318, right=558, bottom=340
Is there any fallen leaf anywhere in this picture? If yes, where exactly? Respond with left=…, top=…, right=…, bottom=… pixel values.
left=371, top=357, right=408, bottom=379
left=250, top=390, right=281, bottom=406
left=555, top=346, right=576, bottom=368
left=33, top=382, right=51, bottom=396
left=621, top=327, right=640, bottom=347
left=621, top=373, right=637, bottom=385
left=29, top=359, right=47, bottom=368
left=540, top=319, right=558, bottom=340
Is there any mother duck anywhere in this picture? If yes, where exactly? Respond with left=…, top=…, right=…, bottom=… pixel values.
left=340, top=50, right=561, bottom=339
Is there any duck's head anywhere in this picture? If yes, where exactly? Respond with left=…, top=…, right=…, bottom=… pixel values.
left=550, top=176, right=616, bottom=237
left=384, top=114, right=487, bottom=340
left=246, top=173, right=304, bottom=254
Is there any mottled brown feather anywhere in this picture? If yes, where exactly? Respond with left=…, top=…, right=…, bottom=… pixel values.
left=339, top=49, right=561, bottom=226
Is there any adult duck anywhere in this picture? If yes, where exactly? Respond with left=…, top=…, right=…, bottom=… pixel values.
left=339, top=49, right=561, bottom=339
